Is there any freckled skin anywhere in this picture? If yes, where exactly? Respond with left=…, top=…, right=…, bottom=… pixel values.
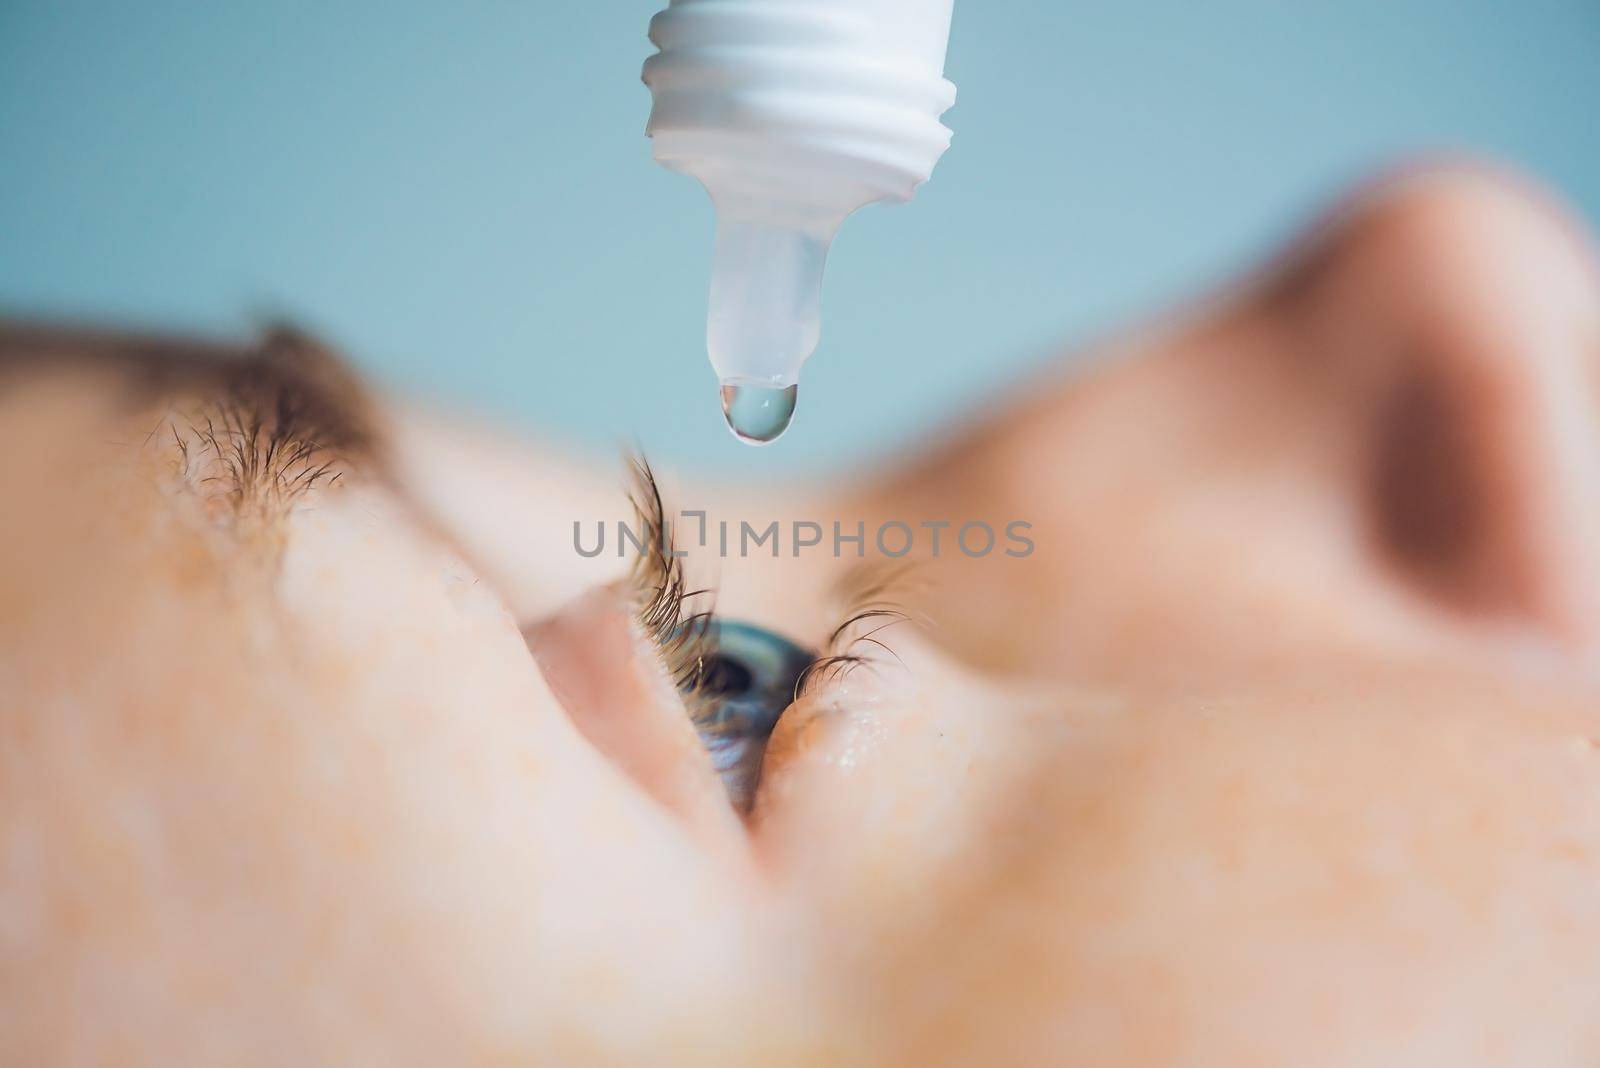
left=4, top=163, right=1600, bottom=1065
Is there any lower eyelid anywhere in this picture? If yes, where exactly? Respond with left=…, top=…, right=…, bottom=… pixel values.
left=751, top=688, right=895, bottom=817
left=753, top=638, right=915, bottom=791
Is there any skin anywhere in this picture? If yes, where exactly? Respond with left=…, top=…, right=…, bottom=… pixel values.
left=2, top=162, right=1600, bottom=1065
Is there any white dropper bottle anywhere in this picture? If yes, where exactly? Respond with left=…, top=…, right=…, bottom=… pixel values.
left=642, top=0, right=958, bottom=444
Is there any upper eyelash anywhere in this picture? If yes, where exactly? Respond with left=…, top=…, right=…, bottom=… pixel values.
left=625, top=454, right=719, bottom=701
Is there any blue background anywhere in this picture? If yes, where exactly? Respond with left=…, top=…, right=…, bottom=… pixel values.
left=3, top=2, right=1597, bottom=472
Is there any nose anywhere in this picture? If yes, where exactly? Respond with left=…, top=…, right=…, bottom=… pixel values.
left=1284, top=163, right=1600, bottom=650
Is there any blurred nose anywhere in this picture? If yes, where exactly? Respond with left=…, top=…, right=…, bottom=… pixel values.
left=1288, top=163, right=1600, bottom=648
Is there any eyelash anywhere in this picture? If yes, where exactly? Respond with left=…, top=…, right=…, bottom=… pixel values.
left=794, top=562, right=915, bottom=698
left=623, top=456, right=912, bottom=720
left=625, top=455, right=718, bottom=700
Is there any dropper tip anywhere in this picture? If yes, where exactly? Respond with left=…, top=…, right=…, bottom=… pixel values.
left=720, top=381, right=798, bottom=446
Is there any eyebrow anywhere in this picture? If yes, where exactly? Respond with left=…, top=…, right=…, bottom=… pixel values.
left=1, top=319, right=376, bottom=446
left=0, top=318, right=381, bottom=518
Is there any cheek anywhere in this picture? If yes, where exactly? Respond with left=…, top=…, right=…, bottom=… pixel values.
left=51, top=487, right=796, bottom=1056
left=752, top=639, right=1043, bottom=933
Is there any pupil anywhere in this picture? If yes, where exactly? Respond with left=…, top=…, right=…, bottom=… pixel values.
left=700, top=653, right=752, bottom=697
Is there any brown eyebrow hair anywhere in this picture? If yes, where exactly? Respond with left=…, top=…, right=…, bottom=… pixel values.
left=0, top=318, right=382, bottom=518
left=0, top=319, right=377, bottom=452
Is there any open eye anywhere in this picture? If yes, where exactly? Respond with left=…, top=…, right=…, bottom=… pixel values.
left=686, top=620, right=813, bottom=811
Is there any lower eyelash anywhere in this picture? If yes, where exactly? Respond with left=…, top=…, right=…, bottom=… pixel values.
left=793, top=608, right=909, bottom=698
left=794, top=562, right=919, bottom=699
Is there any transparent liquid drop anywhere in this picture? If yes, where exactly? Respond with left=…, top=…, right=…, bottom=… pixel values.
left=720, top=381, right=798, bottom=445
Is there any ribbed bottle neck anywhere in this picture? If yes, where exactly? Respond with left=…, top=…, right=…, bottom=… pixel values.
left=643, top=0, right=956, bottom=212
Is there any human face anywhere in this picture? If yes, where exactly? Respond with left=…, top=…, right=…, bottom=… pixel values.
left=4, top=164, right=1600, bottom=1065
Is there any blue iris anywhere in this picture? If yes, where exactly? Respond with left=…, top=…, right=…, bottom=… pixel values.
left=687, top=620, right=814, bottom=812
